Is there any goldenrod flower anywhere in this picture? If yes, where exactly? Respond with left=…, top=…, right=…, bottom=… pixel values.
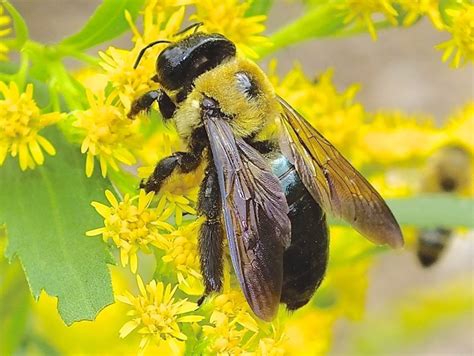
left=87, top=190, right=174, bottom=273
left=191, top=0, right=271, bottom=58
left=397, top=0, right=443, bottom=29
left=202, top=312, right=249, bottom=355
left=443, top=102, right=474, bottom=154
left=0, top=82, right=62, bottom=170
left=436, top=2, right=474, bottom=68
left=100, top=7, right=185, bottom=110
left=72, top=90, right=139, bottom=177
left=154, top=219, right=203, bottom=295
left=339, top=0, right=398, bottom=40
left=283, top=310, right=336, bottom=355
left=145, top=0, right=194, bottom=15
left=0, top=4, right=12, bottom=61
left=358, top=111, right=442, bottom=165
left=117, top=275, right=204, bottom=353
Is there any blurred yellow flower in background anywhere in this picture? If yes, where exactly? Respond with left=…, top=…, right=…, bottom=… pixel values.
left=0, top=4, right=12, bottom=61
left=397, top=0, right=443, bottom=29
left=358, top=111, right=442, bottom=165
left=436, top=2, right=474, bottom=67
left=191, top=0, right=270, bottom=58
left=117, top=275, right=204, bottom=353
left=0, top=82, right=62, bottom=170
left=339, top=0, right=398, bottom=40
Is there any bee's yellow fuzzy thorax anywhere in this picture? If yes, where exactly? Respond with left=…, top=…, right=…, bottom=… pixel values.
left=172, top=57, right=280, bottom=140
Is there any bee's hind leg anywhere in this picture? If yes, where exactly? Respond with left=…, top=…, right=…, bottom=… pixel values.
left=128, top=88, right=176, bottom=120
left=197, top=164, right=224, bottom=305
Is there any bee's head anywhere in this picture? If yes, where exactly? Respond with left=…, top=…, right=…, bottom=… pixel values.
left=134, top=30, right=236, bottom=92
left=156, top=33, right=236, bottom=91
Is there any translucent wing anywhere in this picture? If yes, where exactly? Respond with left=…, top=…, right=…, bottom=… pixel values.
left=278, top=96, right=403, bottom=248
left=203, top=101, right=291, bottom=321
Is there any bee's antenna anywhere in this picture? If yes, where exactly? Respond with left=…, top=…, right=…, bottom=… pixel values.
left=133, top=40, right=172, bottom=69
left=174, top=22, right=204, bottom=37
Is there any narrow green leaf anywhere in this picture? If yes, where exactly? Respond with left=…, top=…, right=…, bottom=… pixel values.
left=256, top=3, right=346, bottom=57
left=329, top=195, right=474, bottom=229
left=0, top=128, right=114, bottom=325
left=245, top=0, right=274, bottom=16
left=387, top=196, right=474, bottom=228
left=59, top=0, right=146, bottom=51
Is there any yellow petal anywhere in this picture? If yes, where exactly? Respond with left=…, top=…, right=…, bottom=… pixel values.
left=36, top=135, right=56, bottom=155
left=29, top=139, right=44, bottom=165
left=119, top=320, right=139, bottom=338
left=86, top=152, right=95, bottom=177
left=105, top=190, right=119, bottom=208
left=85, top=227, right=105, bottom=236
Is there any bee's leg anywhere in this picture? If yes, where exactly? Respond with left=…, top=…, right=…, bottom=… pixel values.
left=197, top=165, right=224, bottom=305
left=140, top=151, right=201, bottom=192
left=128, top=88, right=176, bottom=120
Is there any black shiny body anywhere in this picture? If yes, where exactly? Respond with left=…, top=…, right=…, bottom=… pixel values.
left=271, top=155, right=329, bottom=310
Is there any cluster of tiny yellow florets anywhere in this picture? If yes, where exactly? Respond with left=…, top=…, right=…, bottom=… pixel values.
left=0, top=82, right=62, bottom=170
left=338, top=0, right=473, bottom=67
left=117, top=275, right=204, bottom=353
left=87, top=189, right=174, bottom=273
left=436, top=2, right=474, bottom=67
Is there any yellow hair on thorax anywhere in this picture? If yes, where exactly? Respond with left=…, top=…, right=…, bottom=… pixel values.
left=172, top=57, right=280, bottom=140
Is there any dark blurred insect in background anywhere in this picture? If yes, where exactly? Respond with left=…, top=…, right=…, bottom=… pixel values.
left=128, top=25, right=404, bottom=321
left=416, top=145, right=473, bottom=267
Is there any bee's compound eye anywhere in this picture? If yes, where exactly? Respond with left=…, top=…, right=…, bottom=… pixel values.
left=235, top=71, right=259, bottom=99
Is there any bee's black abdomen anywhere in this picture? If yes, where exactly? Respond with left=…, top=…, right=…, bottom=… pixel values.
left=271, top=156, right=329, bottom=310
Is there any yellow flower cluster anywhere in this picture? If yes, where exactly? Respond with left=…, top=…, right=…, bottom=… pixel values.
left=154, top=219, right=203, bottom=295
left=87, top=189, right=174, bottom=273
left=117, top=275, right=204, bottom=353
left=0, top=82, right=62, bottom=170
left=437, top=2, right=474, bottom=68
left=0, top=4, right=11, bottom=61
left=396, top=0, right=443, bottom=29
left=72, top=90, right=140, bottom=177
left=0, top=4, right=12, bottom=61
left=190, top=0, right=271, bottom=58
left=338, top=0, right=398, bottom=40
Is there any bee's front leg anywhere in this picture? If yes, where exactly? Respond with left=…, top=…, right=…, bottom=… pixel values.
left=140, top=151, right=202, bottom=193
left=197, top=164, right=224, bottom=305
left=128, top=88, right=176, bottom=120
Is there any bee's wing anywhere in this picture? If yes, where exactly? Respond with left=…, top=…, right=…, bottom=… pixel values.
left=278, top=96, right=403, bottom=248
left=203, top=108, right=291, bottom=321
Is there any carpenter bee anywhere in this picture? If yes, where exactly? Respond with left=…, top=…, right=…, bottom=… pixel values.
left=128, top=26, right=404, bottom=321
left=416, top=145, right=472, bottom=267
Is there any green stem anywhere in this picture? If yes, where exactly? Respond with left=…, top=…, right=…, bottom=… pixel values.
left=256, top=3, right=347, bottom=58
left=2, top=1, right=29, bottom=49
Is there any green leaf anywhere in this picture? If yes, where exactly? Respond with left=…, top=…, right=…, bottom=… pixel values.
left=59, top=0, right=146, bottom=51
left=0, top=259, right=30, bottom=355
left=387, top=195, right=474, bottom=228
left=256, top=3, right=346, bottom=57
left=0, top=128, right=114, bottom=325
left=245, top=0, right=274, bottom=16
left=328, top=196, right=474, bottom=229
